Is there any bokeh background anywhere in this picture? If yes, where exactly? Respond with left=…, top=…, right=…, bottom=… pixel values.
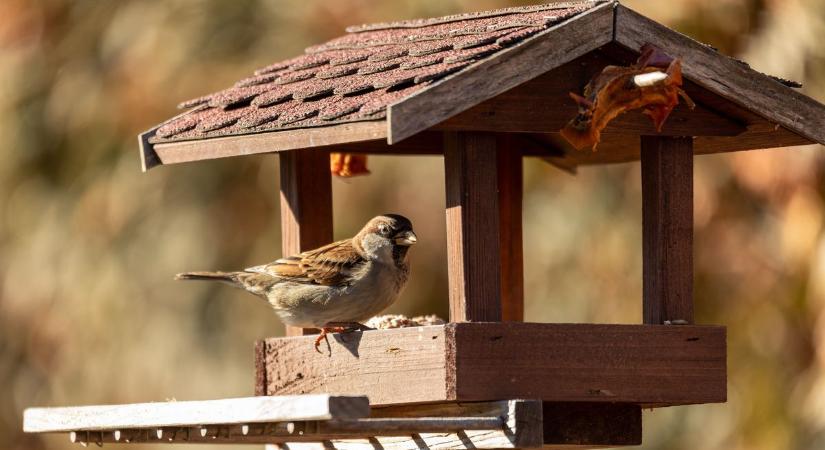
left=2, top=0, right=825, bottom=449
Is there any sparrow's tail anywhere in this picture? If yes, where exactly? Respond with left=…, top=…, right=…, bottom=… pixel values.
left=175, top=271, right=240, bottom=285
left=175, top=271, right=270, bottom=298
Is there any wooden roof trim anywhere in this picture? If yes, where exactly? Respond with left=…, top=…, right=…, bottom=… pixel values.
left=149, top=121, right=386, bottom=169
left=385, top=1, right=616, bottom=144
left=614, top=4, right=825, bottom=147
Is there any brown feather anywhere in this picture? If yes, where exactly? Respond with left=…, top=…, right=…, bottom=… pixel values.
left=248, top=239, right=366, bottom=286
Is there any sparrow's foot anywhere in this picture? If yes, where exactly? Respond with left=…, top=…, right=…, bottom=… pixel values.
left=314, top=327, right=347, bottom=353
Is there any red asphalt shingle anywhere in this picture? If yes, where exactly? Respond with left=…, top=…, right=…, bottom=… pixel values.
left=150, top=1, right=603, bottom=143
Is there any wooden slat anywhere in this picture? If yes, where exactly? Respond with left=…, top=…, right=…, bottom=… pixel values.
left=436, top=52, right=745, bottom=137
left=46, top=400, right=545, bottom=448
left=448, top=322, right=726, bottom=406
left=641, top=136, right=694, bottom=325
left=261, top=326, right=448, bottom=405
left=542, top=403, right=641, bottom=447
left=23, top=395, right=369, bottom=433
left=153, top=121, right=386, bottom=166
left=444, top=132, right=502, bottom=322
left=497, top=137, right=524, bottom=321
left=614, top=4, right=825, bottom=147
left=279, top=149, right=334, bottom=336
left=387, top=1, right=615, bottom=144
left=263, top=323, right=726, bottom=407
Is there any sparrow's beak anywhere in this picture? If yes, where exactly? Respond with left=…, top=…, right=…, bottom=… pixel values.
left=394, top=230, right=418, bottom=246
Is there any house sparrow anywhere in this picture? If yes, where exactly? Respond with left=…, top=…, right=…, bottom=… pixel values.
left=175, top=214, right=417, bottom=352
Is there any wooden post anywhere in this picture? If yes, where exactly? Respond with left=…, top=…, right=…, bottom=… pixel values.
left=444, top=132, right=502, bottom=322
left=641, top=136, right=694, bottom=325
left=497, top=137, right=524, bottom=322
left=279, top=149, right=333, bottom=336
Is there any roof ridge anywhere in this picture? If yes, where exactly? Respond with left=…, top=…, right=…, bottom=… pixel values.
left=345, top=1, right=605, bottom=33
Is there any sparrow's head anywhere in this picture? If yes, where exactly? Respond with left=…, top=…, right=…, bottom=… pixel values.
left=356, top=214, right=417, bottom=261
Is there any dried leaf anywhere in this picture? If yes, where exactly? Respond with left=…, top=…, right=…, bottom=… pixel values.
left=330, top=153, right=370, bottom=177
left=560, top=43, right=695, bottom=150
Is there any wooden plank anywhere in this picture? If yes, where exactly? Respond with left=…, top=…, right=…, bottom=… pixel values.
left=542, top=403, right=641, bottom=447
left=641, top=136, right=694, bottom=325
left=50, top=400, right=544, bottom=448
left=436, top=52, right=745, bottom=137
left=444, top=132, right=502, bottom=322
left=263, top=323, right=726, bottom=407
left=387, top=1, right=615, bottom=144
left=497, top=136, right=524, bottom=321
left=262, top=326, right=448, bottom=405
left=614, top=4, right=825, bottom=147
left=448, top=322, right=725, bottom=405
left=279, top=149, right=334, bottom=336
left=153, top=121, right=386, bottom=166
left=23, top=395, right=369, bottom=433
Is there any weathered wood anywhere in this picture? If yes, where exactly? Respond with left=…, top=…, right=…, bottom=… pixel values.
left=436, top=52, right=746, bottom=137
left=153, top=121, right=386, bottom=166
left=279, top=149, right=333, bottom=336
left=263, top=326, right=448, bottom=404
left=44, top=400, right=547, bottom=448
left=497, top=137, right=524, bottom=321
left=262, top=323, right=726, bottom=407
left=614, top=4, right=825, bottom=147
left=255, top=340, right=268, bottom=396
left=542, top=403, right=641, bottom=447
left=387, top=1, right=615, bottom=144
left=23, top=395, right=369, bottom=433
left=641, top=136, right=694, bottom=325
left=444, top=132, right=502, bottom=322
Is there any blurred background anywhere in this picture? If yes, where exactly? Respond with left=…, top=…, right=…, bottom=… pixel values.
left=2, top=0, right=825, bottom=449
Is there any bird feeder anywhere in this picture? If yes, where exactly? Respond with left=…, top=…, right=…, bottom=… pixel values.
left=24, top=1, right=825, bottom=448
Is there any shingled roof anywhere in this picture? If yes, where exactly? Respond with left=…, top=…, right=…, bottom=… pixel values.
left=140, top=0, right=825, bottom=171
left=150, top=2, right=598, bottom=144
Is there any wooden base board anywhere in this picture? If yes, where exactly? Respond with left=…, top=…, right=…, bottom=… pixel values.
left=257, top=322, right=726, bottom=407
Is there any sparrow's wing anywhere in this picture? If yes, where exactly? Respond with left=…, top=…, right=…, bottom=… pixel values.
left=246, top=239, right=366, bottom=286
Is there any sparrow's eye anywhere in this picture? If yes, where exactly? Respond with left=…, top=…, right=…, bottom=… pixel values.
left=379, top=224, right=390, bottom=236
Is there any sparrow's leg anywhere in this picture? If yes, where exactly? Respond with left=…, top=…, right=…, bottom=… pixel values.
left=314, top=327, right=346, bottom=353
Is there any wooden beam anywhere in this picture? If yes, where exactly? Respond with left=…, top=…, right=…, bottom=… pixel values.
left=279, top=149, right=334, bottom=336
left=542, top=403, right=642, bottom=447
left=614, top=4, right=825, bottom=147
left=497, top=137, right=524, bottom=321
left=436, top=52, right=746, bottom=137
left=387, top=1, right=615, bottom=144
left=152, top=121, right=386, bottom=167
left=444, top=132, right=502, bottom=322
left=23, top=395, right=370, bottom=433
left=641, top=136, right=694, bottom=325
left=261, top=323, right=727, bottom=407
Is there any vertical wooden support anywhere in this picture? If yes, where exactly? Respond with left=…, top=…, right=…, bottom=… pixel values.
left=497, top=137, right=524, bottom=322
left=444, top=132, right=502, bottom=322
left=641, top=136, right=694, bottom=325
left=279, top=149, right=333, bottom=336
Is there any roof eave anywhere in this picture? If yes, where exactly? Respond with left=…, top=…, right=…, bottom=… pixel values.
left=612, top=4, right=824, bottom=147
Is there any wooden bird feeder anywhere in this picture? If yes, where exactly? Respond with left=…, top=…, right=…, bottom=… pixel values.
left=25, top=1, right=825, bottom=448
